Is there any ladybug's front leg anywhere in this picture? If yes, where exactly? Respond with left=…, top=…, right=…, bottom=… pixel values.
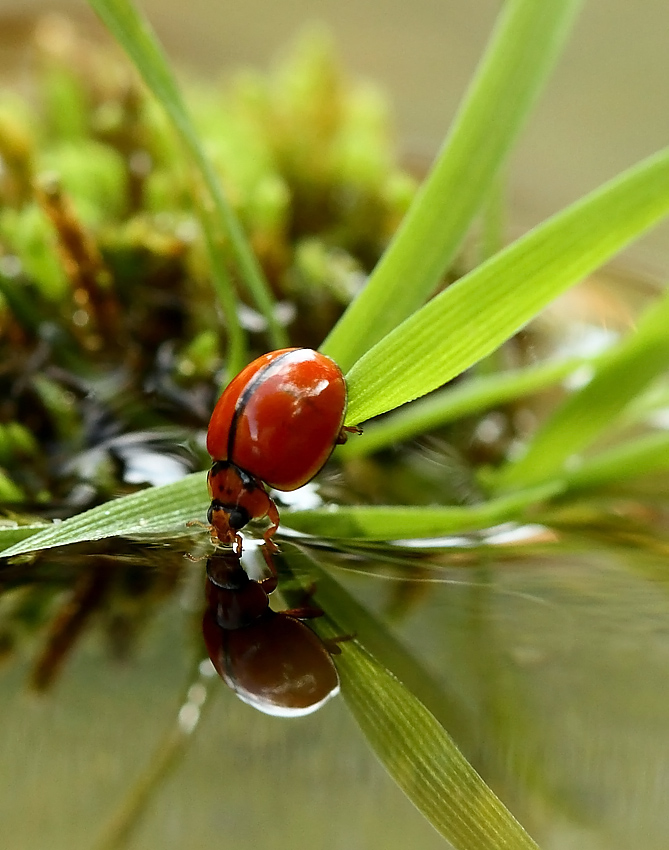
left=336, top=424, right=363, bottom=445
left=263, top=498, right=281, bottom=551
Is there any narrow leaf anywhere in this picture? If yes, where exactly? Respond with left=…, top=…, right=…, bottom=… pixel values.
left=336, top=646, right=540, bottom=850
left=283, top=482, right=562, bottom=540
left=0, top=524, right=50, bottom=554
left=496, top=286, right=669, bottom=489
left=323, top=0, right=582, bottom=370
left=0, top=473, right=208, bottom=557
left=283, top=549, right=541, bottom=850
left=280, top=547, right=478, bottom=748
left=343, top=148, right=669, bottom=426
left=340, top=356, right=586, bottom=458
left=563, top=430, right=669, bottom=492
left=88, top=0, right=287, bottom=362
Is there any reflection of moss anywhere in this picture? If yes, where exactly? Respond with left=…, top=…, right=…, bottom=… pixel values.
left=0, top=20, right=416, bottom=515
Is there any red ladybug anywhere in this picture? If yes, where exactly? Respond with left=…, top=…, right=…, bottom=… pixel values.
left=206, top=348, right=357, bottom=550
left=202, top=551, right=340, bottom=716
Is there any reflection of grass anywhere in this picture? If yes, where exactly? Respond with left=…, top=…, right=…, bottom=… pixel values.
left=3, top=0, right=669, bottom=846
left=93, top=655, right=219, bottom=850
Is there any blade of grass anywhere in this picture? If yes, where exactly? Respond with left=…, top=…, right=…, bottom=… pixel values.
left=339, top=355, right=587, bottom=458
left=0, top=524, right=51, bottom=553
left=342, top=147, right=669, bottom=427
left=335, top=646, right=540, bottom=850
left=495, top=286, right=669, bottom=490
left=562, top=430, right=669, bottom=493
left=94, top=656, right=219, bottom=850
left=88, top=0, right=288, bottom=370
left=279, top=545, right=478, bottom=748
left=283, top=481, right=562, bottom=540
left=622, top=378, right=669, bottom=428
left=0, top=472, right=208, bottom=557
left=322, top=0, right=582, bottom=370
left=478, top=170, right=507, bottom=265
left=280, top=547, right=541, bottom=850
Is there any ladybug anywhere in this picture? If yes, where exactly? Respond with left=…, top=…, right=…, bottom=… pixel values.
left=205, top=348, right=358, bottom=551
left=202, top=551, right=340, bottom=716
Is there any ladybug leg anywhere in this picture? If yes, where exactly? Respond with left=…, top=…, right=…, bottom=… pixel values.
left=283, top=604, right=324, bottom=620
left=186, top=519, right=224, bottom=550
left=335, top=424, right=363, bottom=445
left=282, top=582, right=355, bottom=647
left=262, top=498, right=281, bottom=551
left=260, top=573, right=278, bottom=595
left=259, top=543, right=279, bottom=595
left=322, top=633, right=355, bottom=655
left=282, top=582, right=323, bottom=620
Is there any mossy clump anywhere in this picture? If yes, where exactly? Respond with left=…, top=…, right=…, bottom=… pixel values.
left=0, top=18, right=416, bottom=515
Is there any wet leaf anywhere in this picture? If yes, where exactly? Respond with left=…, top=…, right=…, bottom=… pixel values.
left=282, top=547, right=540, bottom=850
left=0, top=473, right=207, bottom=557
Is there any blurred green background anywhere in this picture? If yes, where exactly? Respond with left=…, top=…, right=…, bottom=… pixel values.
left=2, top=0, right=668, bottom=274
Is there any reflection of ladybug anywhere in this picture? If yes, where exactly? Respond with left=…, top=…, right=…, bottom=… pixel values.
left=206, top=348, right=358, bottom=551
left=202, top=551, right=340, bottom=717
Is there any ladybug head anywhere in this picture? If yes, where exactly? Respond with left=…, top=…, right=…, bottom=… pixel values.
left=207, top=500, right=250, bottom=547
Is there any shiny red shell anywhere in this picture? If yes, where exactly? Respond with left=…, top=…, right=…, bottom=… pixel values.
left=206, top=348, right=347, bottom=491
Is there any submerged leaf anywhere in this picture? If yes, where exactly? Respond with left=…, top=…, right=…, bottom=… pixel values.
left=281, top=548, right=540, bottom=850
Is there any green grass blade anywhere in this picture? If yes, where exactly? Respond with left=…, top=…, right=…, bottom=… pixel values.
left=280, top=546, right=478, bottom=747
left=0, top=524, right=50, bottom=553
left=563, top=431, right=669, bottom=492
left=283, top=482, right=562, bottom=540
left=343, top=147, right=669, bottom=426
left=0, top=473, right=208, bottom=557
left=88, top=0, right=288, bottom=362
left=322, top=0, right=582, bottom=370
left=336, top=647, right=539, bottom=850
left=283, top=549, right=540, bottom=850
left=496, top=287, right=669, bottom=490
left=340, top=356, right=586, bottom=458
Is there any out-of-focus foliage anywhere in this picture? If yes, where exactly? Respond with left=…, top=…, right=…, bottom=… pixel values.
left=0, top=18, right=415, bottom=517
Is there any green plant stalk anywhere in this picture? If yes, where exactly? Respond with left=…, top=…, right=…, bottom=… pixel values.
left=339, top=355, right=586, bottom=458
left=343, top=147, right=669, bottom=426
left=4, top=420, right=669, bottom=556
left=199, top=195, right=248, bottom=379
left=0, top=475, right=559, bottom=555
left=622, top=378, right=669, bottom=427
left=319, top=625, right=540, bottom=850
left=496, top=285, right=669, bottom=490
left=280, top=546, right=479, bottom=748
left=88, top=0, right=288, bottom=370
left=322, top=0, right=582, bottom=370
